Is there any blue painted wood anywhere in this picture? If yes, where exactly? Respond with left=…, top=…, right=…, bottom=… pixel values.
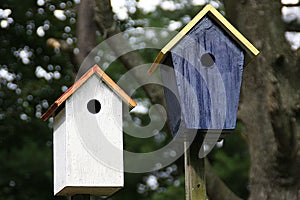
left=160, top=55, right=182, bottom=135
left=162, top=16, right=244, bottom=135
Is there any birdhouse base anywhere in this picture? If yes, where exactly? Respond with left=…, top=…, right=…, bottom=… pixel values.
left=55, top=186, right=122, bottom=196
left=197, top=129, right=233, bottom=141
left=196, top=129, right=234, bottom=134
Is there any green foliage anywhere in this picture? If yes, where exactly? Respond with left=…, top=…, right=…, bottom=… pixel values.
left=146, top=175, right=185, bottom=200
left=0, top=0, right=251, bottom=199
left=0, top=0, right=76, bottom=199
left=208, top=123, right=250, bottom=199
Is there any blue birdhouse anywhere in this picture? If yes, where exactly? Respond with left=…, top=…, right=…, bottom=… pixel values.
left=149, top=5, right=259, bottom=136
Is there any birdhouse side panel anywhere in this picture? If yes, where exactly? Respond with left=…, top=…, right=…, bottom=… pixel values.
left=53, top=108, right=67, bottom=195
left=171, top=16, right=244, bottom=130
left=60, top=74, right=123, bottom=196
left=160, top=55, right=182, bottom=136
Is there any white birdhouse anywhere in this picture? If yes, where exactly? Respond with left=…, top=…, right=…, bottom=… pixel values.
left=41, top=65, right=136, bottom=196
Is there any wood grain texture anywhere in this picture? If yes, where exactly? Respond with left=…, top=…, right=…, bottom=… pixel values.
left=53, top=107, right=67, bottom=194
left=160, top=54, right=182, bottom=136
left=149, top=4, right=259, bottom=74
left=41, top=65, right=136, bottom=120
left=163, top=16, right=244, bottom=133
left=184, top=135, right=206, bottom=200
left=53, top=74, right=123, bottom=196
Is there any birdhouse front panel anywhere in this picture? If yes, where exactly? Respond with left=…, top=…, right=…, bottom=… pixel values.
left=170, top=16, right=244, bottom=131
left=54, top=74, right=124, bottom=196
left=149, top=5, right=259, bottom=136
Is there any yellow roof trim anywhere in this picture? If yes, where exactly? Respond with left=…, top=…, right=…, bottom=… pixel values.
left=148, top=4, right=259, bottom=74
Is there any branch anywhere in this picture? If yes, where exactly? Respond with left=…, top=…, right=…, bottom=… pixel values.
left=205, top=159, right=243, bottom=200
left=46, top=38, right=77, bottom=72
left=222, top=1, right=300, bottom=197
left=93, top=0, right=165, bottom=105
left=92, top=0, right=243, bottom=199
left=76, top=0, right=98, bottom=72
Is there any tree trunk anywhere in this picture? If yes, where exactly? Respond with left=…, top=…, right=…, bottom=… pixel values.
left=93, top=0, right=166, bottom=106
left=76, top=0, right=300, bottom=199
left=223, top=1, right=300, bottom=199
left=91, top=1, right=245, bottom=199
left=76, top=0, right=98, bottom=71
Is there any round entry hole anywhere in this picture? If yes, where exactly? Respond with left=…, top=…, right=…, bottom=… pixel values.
left=200, top=53, right=215, bottom=67
left=87, top=99, right=101, bottom=114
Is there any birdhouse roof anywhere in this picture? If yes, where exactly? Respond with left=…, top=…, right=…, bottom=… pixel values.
left=41, top=65, right=137, bottom=121
left=149, top=4, right=259, bottom=74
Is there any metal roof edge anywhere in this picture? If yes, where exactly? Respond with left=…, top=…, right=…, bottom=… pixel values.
left=41, top=64, right=136, bottom=121
left=148, top=4, right=259, bottom=74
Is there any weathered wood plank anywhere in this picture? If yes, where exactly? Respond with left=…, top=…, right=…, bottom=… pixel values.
left=149, top=4, right=259, bottom=74
left=54, top=74, right=123, bottom=196
left=185, top=134, right=206, bottom=200
left=165, top=16, right=244, bottom=132
left=160, top=54, right=182, bottom=135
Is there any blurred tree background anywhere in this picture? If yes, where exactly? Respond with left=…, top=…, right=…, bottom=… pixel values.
left=0, top=0, right=299, bottom=200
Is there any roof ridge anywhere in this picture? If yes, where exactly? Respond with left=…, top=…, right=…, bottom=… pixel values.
left=148, top=4, right=259, bottom=74
left=41, top=64, right=136, bottom=121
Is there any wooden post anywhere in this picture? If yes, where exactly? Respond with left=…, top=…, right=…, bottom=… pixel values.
left=184, top=134, right=206, bottom=200
left=68, top=195, right=90, bottom=200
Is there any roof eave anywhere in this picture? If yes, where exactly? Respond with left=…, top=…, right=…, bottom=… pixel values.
left=148, top=4, right=259, bottom=74
left=41, top=65, right=136, bottom=121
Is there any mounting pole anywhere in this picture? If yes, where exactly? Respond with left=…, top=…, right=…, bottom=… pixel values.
left=184, top=134, right=206, bottom=200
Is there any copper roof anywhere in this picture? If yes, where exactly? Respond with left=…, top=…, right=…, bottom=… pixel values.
left=41, top=64, right=137, bottom=121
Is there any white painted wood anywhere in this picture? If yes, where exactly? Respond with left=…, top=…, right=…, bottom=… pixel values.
left=53, top=74, right=123, bottom=196
left=53, top=107, right=67, bottom=195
